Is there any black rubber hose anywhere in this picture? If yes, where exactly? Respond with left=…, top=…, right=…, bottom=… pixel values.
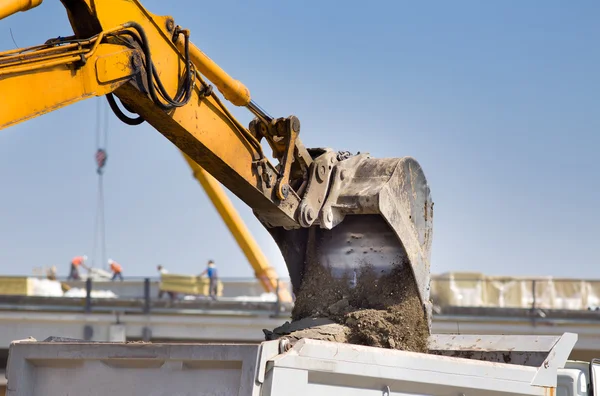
left=106, top=93, right=145, bottom=125
left=120, top=22, right=193, bottom=110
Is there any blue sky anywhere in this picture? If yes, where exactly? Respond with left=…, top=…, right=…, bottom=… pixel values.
left=0, top=1, right=598, bottom=279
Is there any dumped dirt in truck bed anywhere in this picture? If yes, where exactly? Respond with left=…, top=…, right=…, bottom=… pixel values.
left=264, top=259, right=429, bottom=353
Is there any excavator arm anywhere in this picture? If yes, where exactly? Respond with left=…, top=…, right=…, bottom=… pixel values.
left=0, top=0, right=434, bottom=331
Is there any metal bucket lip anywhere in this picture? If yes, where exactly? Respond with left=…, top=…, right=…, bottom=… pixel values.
left=319, top=155, right=433, bottom=307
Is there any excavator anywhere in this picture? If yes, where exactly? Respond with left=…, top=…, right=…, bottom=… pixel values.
left=0, top=0, right=434, bottom=333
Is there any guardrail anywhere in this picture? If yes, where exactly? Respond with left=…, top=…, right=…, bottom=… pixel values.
left=3, top=274, right=600, bottom=314
left=0, top=275, right=294, bottom=317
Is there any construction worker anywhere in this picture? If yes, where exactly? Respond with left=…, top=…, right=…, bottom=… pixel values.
left=67, top=255, right=88, bottom=280
left=200, top=260, right=218, bottom=300
left=157, top=265, right=168, bottom=275
left=108, top=259, right=123, bottom=281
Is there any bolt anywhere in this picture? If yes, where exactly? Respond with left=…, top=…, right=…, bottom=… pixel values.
left=316, top=164, right=327, bottom=183
left=330, top=157, right=335, bottom=164
left=280, top=184, right=289, bottom=199
left=326, top=212, right=333, bottom=223
left=166, top=18, right=175, bottom=32
left=306, top=208, right=315, bottom=222
left=340, top=170, right=348, bottom=180
left=292, top=117, right=300, bottom=133
left=131, top=54, right=142, bottom=69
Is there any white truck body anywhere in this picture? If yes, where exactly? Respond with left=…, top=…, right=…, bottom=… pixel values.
left=5, top=333, right=600, bottom=396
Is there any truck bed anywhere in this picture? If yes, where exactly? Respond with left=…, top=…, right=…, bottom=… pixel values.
left=5, top=333, right=579, bottom=396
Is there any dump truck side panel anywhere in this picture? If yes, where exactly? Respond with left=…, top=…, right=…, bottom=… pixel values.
left=5, top=336, right=590, bottom=396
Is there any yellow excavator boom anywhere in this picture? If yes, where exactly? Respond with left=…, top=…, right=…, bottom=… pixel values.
left=0, top=0, right=434, bottom=331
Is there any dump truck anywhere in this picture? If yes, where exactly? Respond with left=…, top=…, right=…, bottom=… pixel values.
left=5, top=332, right=600, bottom=395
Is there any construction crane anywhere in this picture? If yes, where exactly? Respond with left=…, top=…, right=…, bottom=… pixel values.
left=0, top=0, right=433, bottom=333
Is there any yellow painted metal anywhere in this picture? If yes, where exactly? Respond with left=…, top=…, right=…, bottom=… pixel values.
left=0, top=0, right=42, bottom=21
left=0, top=277, right=30, bottom=296
left=96, top=49, right=139, bottom=83
left=159, top=273, right=224, bottom=297
left=0, top=43, right=136, bottom=129
left=182, top=152, right=293, bottom=303
left=175, top=38, right=251, bottom=107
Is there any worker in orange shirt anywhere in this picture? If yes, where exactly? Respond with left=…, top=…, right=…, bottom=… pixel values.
left=108, top=259, right=123, bottom=281
left=67, top=255, right=88, bottom=280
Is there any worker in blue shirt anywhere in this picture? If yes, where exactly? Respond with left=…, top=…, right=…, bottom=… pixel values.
left=200, top=260, right=218, bottom=300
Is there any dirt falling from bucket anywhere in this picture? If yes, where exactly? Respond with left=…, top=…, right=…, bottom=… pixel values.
left=265, top=259, right=429, bottom=353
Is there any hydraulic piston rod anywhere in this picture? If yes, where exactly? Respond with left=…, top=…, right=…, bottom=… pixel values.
left=175, top=38, right=272, bottom=124
left=0, top=0, right=42, bottom=20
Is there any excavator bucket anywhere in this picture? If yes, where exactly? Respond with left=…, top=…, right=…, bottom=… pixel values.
left=268, top=153, right=434, bottom=332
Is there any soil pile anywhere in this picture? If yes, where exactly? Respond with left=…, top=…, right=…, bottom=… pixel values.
left=264, top=261, right=429, bottom=353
